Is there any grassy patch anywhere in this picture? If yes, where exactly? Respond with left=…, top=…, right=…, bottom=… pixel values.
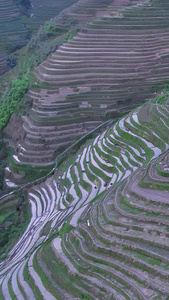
left=136, top=253, right=161, bottom=266
left=119, top=196, right=143, bottom=214
left=43, top=23, right=68, bottom=37
left=90, top=191, right=105, bottom=204
left=70, top=167, right=82, bottom=199
left=139, top=178, right=169, bottom=191
left=0, top=69, right=34, bottom=131
left=0, top=195, right=31, bottom=261
left=42, top=241, right=94, bottom=299
left=0, top=286, right=4, bottom=300
left=23, top=261, right=43, bottom=300
left=33, top=251, right=58, bottom=298
left=157, top=161, right=169, bottom=177
left=8, top=156, right=54, bottom=182
left=59, top=222, right=74, bottom=237
left=0, top=139, right=10, bottom=195
left=116, top=122, right=154, bottom=162
left=89, top=158, right=110, bottom=184
left=8, top=277, right=18, bottom=300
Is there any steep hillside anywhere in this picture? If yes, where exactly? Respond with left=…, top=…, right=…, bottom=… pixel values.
left=2, top=0, right=169, bottom=299
left=0, top=0, right=79, bottom=75
left=0, top=0, right=28, bottom=74
left=1, top=93, right=169, bottom=299
left=0, top=0, right=123, bottom=77
left=9, top=0, right=169, bottom=173
left=25, top=0, right=80, bottom=33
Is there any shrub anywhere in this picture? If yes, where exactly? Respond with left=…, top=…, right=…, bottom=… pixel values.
left=0, top=69, right=33, bottom=131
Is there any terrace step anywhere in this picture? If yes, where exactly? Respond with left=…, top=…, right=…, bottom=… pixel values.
left=10, top=0, right=169, bottom=167
left=3, top=91, right=169, bottom=298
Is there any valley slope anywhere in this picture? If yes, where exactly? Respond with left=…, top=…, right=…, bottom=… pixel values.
left=1, top=0, right=169, bottom=299
left=7, top=0, right=169, bottom=181
left=1, top=93, right=169, bottom=299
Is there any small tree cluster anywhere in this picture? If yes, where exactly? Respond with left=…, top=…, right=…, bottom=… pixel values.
left=0, top=69, right=32, bottom=130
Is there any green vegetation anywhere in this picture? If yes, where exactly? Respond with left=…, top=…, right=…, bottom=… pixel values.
left=8, top=277, right=18, bottom=299
left=0, top=287, right=4, bottom=300
left=90, top=191, right=105, bottom=204
left=33, top=250, right=60, bottom=299
left=43, top=22, right=68, bottom=38
left=136, top=253, right=161, bottom=267
left=58, top=222, right=74, bottom=237
left=2, top=1, right=169, bottom=298
left=0, top=195, right=31, bottom=261
left=89, top=158, right=111, bottom=184
left=8, top=156, right=54, bottom=182
left=119, top=196, right=143, bottom=214
left=0, top=69, right=33, bottom=131
left=61, top=32, right=77, bottom=44
left=152, top=79, right=169, bottom=93
left=139, top=170, right=169, bottom=191
left=70, top=167, right=82, bottom=199
left=23, top=262, right=43, bottom=299
left=77, top=162, right=91, bottom=193
left=42, top=241, right=95, bottom=299
left=116, top=122, right=154, bottom=162
left=153, top=92, right=169, bottom=104
left=0, top=140, right=9, bottom=194
left=157, top=160, right=169, bottom=177
left=0, top=21, right=81, bottom=131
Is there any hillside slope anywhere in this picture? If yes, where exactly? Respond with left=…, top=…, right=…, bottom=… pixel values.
left=0, top=0, right=28, bottom=75
left=2, top=0, right=169, bottom=299
left=1, top=93, right=169, bottom=299
left=0, top=0, right=79, bottom=75
left=9, top=0, right=169, bottom=172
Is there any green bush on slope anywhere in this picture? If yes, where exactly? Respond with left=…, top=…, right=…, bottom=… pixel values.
left=0, top=140, right=9, bottom=193
left=0, top=69, right=33, bottom=131
left=0, top=195, right=31, bottom=261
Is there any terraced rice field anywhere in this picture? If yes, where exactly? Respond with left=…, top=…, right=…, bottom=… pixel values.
left=12, top=0, right=169, bottom=168
left=24, top=0, right=80, bottom=33
left=0, top=0, right=128, bottom=76
left=1, top=94, right=169, bottom=299
left=63, top=0, right=120, bottom=23
left=2, top=0, right=169, bottom=298
left=0, top=0, right=28, bottom=74
left=0, top=0, right=79, bottom=75
left=0, top=0, right=28, bottom=53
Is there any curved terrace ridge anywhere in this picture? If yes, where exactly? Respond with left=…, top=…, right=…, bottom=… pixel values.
left=9, top=0, right=169, bottom=171
left=1, top=95, right=169, bottom=299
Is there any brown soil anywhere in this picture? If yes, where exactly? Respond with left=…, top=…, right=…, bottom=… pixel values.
left=4, top=114, right=24, bottom=143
